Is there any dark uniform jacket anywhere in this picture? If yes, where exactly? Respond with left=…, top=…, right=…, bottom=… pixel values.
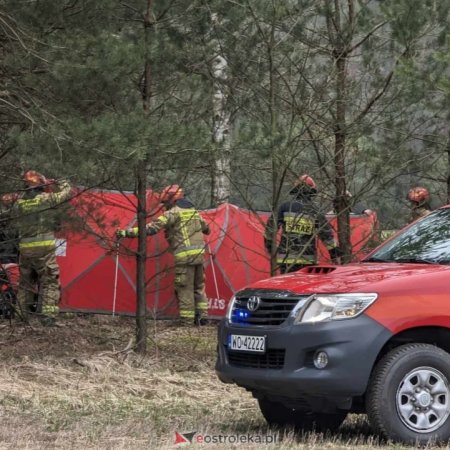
left=265, top=197, right=337, bottom=265
left=0, top=214, right=19, bottom=264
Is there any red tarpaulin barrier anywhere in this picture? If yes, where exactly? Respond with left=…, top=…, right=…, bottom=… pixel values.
left=50, top=190, right=378, bottom=318
left=203, top=205, right=271, bottom=317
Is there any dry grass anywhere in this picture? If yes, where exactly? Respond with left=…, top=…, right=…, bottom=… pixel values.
left=0, top=316, right=444, bottom=449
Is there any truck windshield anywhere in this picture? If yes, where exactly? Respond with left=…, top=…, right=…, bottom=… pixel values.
left=365, top=209, right=450, bottom=265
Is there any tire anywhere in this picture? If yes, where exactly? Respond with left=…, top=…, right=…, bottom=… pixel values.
left=367, top=343, right=450, bottom=445
left=258, top=398, right=347, bottom=432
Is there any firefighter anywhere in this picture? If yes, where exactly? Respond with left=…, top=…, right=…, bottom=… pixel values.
left=344, top=190, right=374, bottom=216
left=407, top=187, right=432, bottom=223
left=264, top=174, right=341, bottom=274
left=329, top=190, right=373, bottom=216
left=7, top=171, right=72, bottom=326
left=0, top=199, right=19, bottom=265
left=116, top=185, right=211, bottom=326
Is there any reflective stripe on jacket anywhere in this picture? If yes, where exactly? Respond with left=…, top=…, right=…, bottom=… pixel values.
left=15, top=181, right=72, bottom=250
left=130, top=199, right=210, bottom=265
left=265, top=196, right=337, bottom=265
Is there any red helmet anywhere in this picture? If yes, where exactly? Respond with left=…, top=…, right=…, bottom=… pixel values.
left=0, top=193, right=19, bottom=204
left=407, top=187, right=429, bottom=204
left=290, top=174, right=317, bottom=195
left=22, top=170, right=47, bottom=187
left=297, top=174, right=316, bottom=189
left=160, top=184, right=184, bottom=203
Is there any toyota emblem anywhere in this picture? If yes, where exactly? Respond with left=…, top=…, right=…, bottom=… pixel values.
left=247, top=296, right=261, bottom=312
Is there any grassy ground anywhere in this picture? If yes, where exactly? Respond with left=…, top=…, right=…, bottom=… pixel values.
left=0, top=315, right=439, bottom=449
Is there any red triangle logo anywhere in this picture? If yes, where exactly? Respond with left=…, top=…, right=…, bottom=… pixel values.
left=174, top=432, right=188, bottom=445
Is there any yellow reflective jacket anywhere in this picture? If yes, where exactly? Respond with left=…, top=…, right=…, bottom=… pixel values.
left=409, top=205, right=432, bottom=223
left=130, top=199, right=210, bottom=265
left=14, top=181, right=72, bottom=252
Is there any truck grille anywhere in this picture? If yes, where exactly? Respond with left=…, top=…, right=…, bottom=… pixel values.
left=227, top=348, right=285, bottom=370
left=230, top=290, right=309, bottom=326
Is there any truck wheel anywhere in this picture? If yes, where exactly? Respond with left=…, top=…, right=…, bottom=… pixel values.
left=367, top=343, right=450, bottom=445
left=258, top=398, right=347, bottom=431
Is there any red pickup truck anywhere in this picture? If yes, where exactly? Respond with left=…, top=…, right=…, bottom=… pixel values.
left=216, top=206, right=450, bottom=444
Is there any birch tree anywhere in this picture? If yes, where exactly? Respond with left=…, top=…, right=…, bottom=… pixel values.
left=210, top=12, right=232, bottom=205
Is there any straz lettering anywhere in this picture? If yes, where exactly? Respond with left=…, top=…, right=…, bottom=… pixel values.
left=284, top=216, right=314, bottom=234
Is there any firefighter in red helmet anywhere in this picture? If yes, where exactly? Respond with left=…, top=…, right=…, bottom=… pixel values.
left=264, top=174, right=341, bottom=273
left=407, top=187, right=431, bottom=223
left=295, top=174, right=316, bottom=191
left=0, top=170, right=72, bottom=326
left=160, top=184, right=184, bottom=203
left=116, top=185, right=211, bottom=325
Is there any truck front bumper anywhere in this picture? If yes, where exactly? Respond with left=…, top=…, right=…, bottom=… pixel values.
left=216, top=314, right=391, bottom=401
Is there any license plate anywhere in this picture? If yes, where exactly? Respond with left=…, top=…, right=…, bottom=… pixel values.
left=228, top=334, right=266, bottom=353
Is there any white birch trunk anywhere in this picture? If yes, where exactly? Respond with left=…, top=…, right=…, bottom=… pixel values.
left=211, top=13, right=231, bottom=205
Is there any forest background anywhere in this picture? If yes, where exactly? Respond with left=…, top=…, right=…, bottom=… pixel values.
left=3, top=2, right=450, bottom=445
left=2, top=0, right=450, bottom=256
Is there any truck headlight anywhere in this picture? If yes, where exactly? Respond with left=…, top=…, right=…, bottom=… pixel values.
left=293, top=293, right=378, bottom=324
left=226, top=295, right=236, bottom=321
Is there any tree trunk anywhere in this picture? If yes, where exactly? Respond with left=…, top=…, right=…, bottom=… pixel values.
left=211, top=13, right=231, bottom=205
left=134, top=0, right=156, bottom=354
left=334, top=52, right=352, bottom=263
left=268, top=19, right=279, bottom=276
left=447, top=125, right=450, bottom=204
left=135, top=162, right=148, bottom=353
left=327, top=0, right=353, bottom=264
left=143, top=0, right=155, bottom=113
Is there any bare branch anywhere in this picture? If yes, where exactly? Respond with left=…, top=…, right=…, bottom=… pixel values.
left=347, top=21, right=387, bottom=54
left=352, top=50, right=407, bottom=124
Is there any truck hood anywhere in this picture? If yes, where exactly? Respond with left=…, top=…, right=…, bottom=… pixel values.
left=246, top=263, right=450, bottom=295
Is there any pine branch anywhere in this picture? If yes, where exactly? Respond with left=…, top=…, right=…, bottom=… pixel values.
left=352, top=49, right=408, bottom=124
left=347, top=21, right=387, bottom=55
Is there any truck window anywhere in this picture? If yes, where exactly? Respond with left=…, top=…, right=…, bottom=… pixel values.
left=366, top=209, right=450, bottom=264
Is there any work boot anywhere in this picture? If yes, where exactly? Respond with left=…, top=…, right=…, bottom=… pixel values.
left=170, top=318, right=190, bottom=327
left=39, top=316, right=57, bottom=327
left=194, top=314, right=208, bottom=327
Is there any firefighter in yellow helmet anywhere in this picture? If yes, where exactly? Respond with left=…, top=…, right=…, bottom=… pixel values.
left=407, top=187, right=432, bottom=223
left=2, top=171, right=72, bottom=326
left=116, top=185, right=211, bottom=325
